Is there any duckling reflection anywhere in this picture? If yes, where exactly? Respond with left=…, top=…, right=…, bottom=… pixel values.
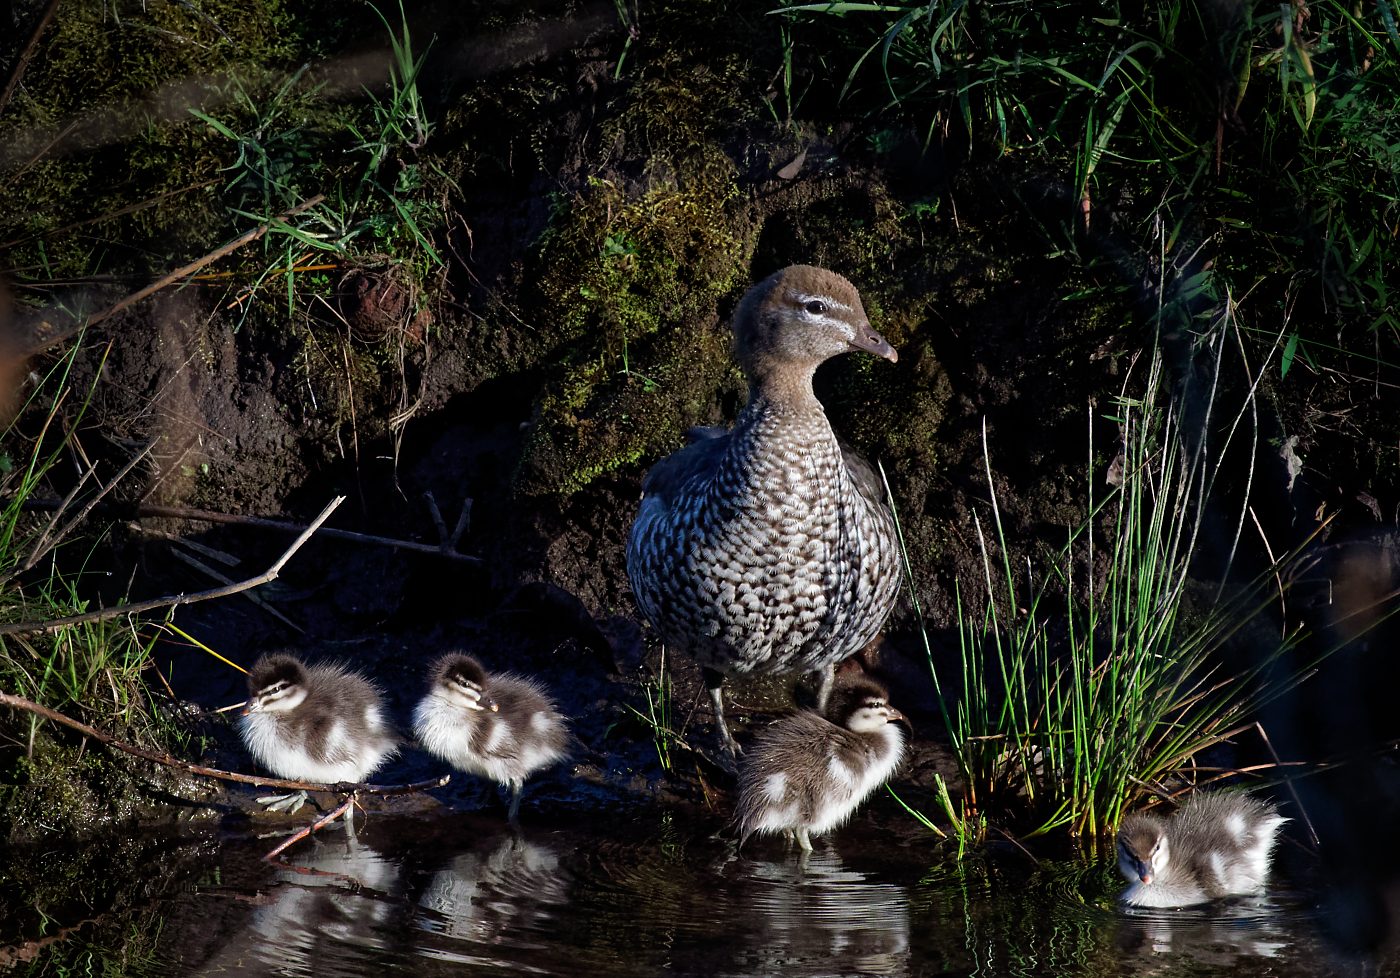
left=733, top=843, right=911, bottom=977
left=1115, top=901, right=1296, bottom=966
left=412, top=830, right=570, bottom=959
left=197, top=836, right=407, bottom=975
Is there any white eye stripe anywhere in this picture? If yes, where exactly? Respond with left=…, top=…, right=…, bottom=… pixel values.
left=790, top=291, right=855, bottom=317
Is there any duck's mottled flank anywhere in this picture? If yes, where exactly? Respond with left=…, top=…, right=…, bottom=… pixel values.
left=627, top=265, right=900, bottom=686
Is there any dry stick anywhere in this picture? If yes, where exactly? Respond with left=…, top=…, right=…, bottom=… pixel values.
left=0, top=495, right=345, bottom=636
left=262, top=796, right=356, bottom=863
left=0, top=178, right=222, bottom=251
left=24, top=196, right=327, bottom=356
left=19, top=497, right=484, bottom=565
left=1255, top=721, right=1320, bottom=849
left=14, top=439, right=155, bottom=583
left=166, top=547, right=304, bottom=634
left=0, top=0, right=62, bottom=117
left=0, top=690, right=450, bottom=796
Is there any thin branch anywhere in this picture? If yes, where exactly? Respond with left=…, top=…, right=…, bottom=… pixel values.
left=0, top=178, right=222, bottom=251
left=17, top=496, right=483, bottom=564
left=167, top=547, right=304, bottom=633
left=263, top=797, right=356, bottom=862
left=7, top=440, right=155, bottom=584
left=0, top=690, right=450, bottom=795
left=25, top=196, right=327, bottom=356
left=0, top=496, right=344, bottom=636
left=0, top=0, right=62, bottom=117
left=1256, top=721, right=1319, bottom=849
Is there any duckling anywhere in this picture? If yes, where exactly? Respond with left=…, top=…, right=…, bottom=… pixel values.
left=734, top=675, right=906, bottom=852
left=1117, top=792, right=1287, bottom=908
left=627, top=265, right=901, bottom=756
left=412, top=653, right=571, bottom=823
left=239, top=654, right=399, bottom=814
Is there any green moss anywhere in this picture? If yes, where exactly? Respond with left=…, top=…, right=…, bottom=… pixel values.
left=518, top=155, right=750, bottom=494
left=0, top=729, right=203, bottom=843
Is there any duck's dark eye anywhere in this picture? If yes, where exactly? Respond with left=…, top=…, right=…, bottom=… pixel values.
left=804, top=299, right=827, bottom=315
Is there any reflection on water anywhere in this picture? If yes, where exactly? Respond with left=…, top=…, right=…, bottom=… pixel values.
left=722, top=841, right=910, bottom=977
left=412, top=828, right=570, bottom=969
left=194, top=831, right=408, bottom=976
left=4, top=811, right=1388, bottom=978
left=1115, top=896, right=1298, bottom=963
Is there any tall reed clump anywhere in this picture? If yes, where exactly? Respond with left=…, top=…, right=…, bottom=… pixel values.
left=907, top=300, right=1324, bottom=845
left=0, top=338, right=165, bottom=751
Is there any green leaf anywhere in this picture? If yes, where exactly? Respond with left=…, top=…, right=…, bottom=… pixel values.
left=1280, top=332, right=1299, bottom=378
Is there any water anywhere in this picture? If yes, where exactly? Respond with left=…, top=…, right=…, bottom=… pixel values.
left=2, top=809, right=1388, bottom=977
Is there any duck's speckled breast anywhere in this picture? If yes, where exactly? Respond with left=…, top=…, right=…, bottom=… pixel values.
left=629, top=404, right=898, bottom=676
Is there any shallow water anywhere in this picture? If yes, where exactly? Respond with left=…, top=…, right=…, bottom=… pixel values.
left=4, top=808, right=1389, bottom=977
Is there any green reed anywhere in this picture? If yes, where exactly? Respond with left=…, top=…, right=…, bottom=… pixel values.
left=896, top=297, right=1329, bottom=844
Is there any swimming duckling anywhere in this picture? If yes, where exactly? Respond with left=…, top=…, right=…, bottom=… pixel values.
left=412, top=653, right=571, bottom=823
left=627, top=265, right=901, bottom=756
left=239, top=654, right=400, bottom=814
left=734, top=675, right=906, bottom=852
left=1117, top=792, right=1287, bottom=908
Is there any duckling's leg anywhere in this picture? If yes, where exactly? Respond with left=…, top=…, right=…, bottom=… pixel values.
left=794, top=827, right=814, bottom=852
left=506, top=782, right=524, bottom=825
left=703, top=668, right=742, bottom=757
left=814, top=664, right=836, bottom=712
left=257, top=790, right=309, bottom=814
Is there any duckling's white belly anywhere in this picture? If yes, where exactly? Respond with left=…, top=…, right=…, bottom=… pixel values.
left=806, top=727, right=905, bottom=834
left=413, top=694, right=565, bottom=787
left=1119, top=877, right=1214, bottom=908
left=240, top=711, right=392, bottom=784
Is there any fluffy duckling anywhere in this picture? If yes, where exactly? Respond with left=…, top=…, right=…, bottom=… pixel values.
left=1117, top=792, right=1287, bottom=908
left=627, top=265, right=901, bottom=756
left=734, top=675, right=906, bottom=852
left=239, top=654, right=400, bottom=813
left=412, top=653, right=571, bottom=823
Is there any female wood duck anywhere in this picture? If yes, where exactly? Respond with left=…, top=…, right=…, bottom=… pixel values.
left=412, top=652, right=571, bottom=823
left=239, top=653, right=399, bottom=813
left=733, top=675, right=906, bottom=852
left=1117, top=792, right=1287, bottom=907
left=627, top=265, right=901, bottom=755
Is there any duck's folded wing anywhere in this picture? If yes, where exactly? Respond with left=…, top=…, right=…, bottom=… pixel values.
left=640, top=429, right=731, bottom=504
left=840, top=442, right=888, bottom=511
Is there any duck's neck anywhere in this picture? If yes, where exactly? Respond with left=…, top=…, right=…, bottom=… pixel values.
left=742, top=361, right=823, bottom=417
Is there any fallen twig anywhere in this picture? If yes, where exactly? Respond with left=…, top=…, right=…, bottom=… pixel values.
left=1255, top=721, right=1319, bottom=849
left=23, top=196, right=326, bottom=355
left=0, top=437, right=154, bottom=588
left=262, top=796, right=357, bottom=862
left=0, top=0, right=62, bottom=118
left=0, top=689, right=450, bottom=796
left=167, top=546, right=305, bottom=633
left=18, top=496, right=483, bottom=565
left=0, top=495, right=344, bottom=636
